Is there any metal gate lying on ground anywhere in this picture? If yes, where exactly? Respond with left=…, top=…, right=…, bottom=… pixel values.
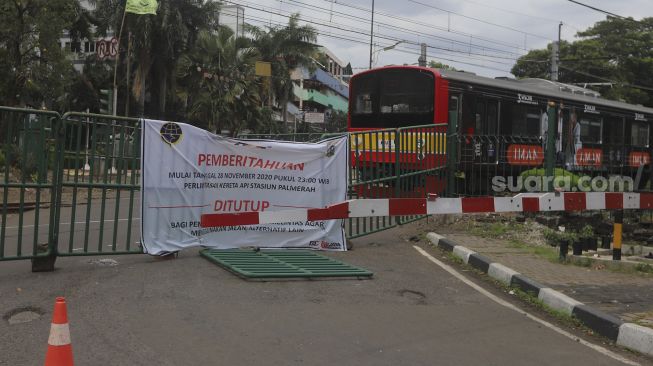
left=200, top=249, right=373, bottom=279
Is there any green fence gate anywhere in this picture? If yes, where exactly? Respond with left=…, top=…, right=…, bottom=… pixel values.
left=0, top=107, right=142, bottom=270
left=2, top=109, right=447, bottom=270
left=241, top=124, right=448, bottom=238
left=1, top=107, right=60, bottom=265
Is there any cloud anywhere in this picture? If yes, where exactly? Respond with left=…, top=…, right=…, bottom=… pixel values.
left=243, top=0, right=652, bottom=77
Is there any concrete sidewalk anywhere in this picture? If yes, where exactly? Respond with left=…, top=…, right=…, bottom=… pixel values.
left=417, top=212, right=653, bottom=359
left=434, top=229, right=653, bottom=328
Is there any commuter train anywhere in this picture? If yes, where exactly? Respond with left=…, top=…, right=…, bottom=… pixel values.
left=348, top=66, right=653, bottom=195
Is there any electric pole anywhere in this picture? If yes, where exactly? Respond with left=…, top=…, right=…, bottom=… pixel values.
left=551, top=41, right=559, bottom=81
left=369, top=0, right=375, bottom=69
left=418, top=43, right=427, bottom=67
left=551, top=22, right=562, bottom=81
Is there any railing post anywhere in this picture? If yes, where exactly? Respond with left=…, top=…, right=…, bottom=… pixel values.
left=446, top=109, right=458, bottom=197
left=31, top=114, right=63, bottom=272
left=394, top=128, right=401, bottom=224
left=545, top=101, right=557, bottom=192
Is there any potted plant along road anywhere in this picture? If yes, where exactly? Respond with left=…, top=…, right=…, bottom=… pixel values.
left=544, top=227, right=577, bottom=259
left=580, top=225, right=597, bottom=251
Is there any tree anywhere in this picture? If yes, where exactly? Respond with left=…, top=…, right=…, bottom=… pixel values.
left=91, top=0, right=220, bottom=117
left=63, top=56, right=114, bottom=112
left=511, top=17, right=653, bottom=107
left=0, top=0, right=91, bottom=108
left=177, top=28, right=268, bottom=135
left=247, top=14, right=318, bottom=129
left=428, top=60, right=456, bottom=71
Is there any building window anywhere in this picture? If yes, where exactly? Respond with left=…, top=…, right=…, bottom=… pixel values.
left=70, top=42, right=81, bottom=53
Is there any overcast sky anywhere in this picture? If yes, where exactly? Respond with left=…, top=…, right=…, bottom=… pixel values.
left=230, top=0, right=652, bottom=79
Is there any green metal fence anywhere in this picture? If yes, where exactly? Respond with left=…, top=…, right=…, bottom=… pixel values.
left=0, top=108, right=142, bottom=269
left=0, top=107, right=60, bottom=262
left=56, top=112, right=141, bottom=257
left=1, top=108, right=446, bottom=268
left=238, top=126, right=448, bottom=239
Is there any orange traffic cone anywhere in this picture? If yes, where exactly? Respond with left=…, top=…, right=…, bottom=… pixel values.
left=44, top=297, right=74, bottom=366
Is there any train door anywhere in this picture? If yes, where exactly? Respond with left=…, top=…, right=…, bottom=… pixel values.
left=472, top=98, right=500, bottom=164
left=447, top=93, right=461, bottom=196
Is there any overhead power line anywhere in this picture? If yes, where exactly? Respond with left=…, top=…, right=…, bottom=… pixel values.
left=235, top=2, right=532, bottom=63
left=281, top=0, right=523, bottom=57
left=245, top=14, right=516, bottom=73
left=565, top=0, right=628, bottom=20
left=406, top=0, right=552, bottom=40
left=560, top=66, right=653, bottom=92
left=240, top=2, right=569, bottom=75
left=245, top=13, right=523, bottom=68
left=301, top=0, right=532, bottom=51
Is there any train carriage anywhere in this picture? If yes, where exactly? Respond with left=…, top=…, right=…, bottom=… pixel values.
left=348, top=66, right=653, bottom=196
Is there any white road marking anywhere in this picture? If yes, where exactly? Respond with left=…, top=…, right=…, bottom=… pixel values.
left=413, top=245, right=639, bottom=366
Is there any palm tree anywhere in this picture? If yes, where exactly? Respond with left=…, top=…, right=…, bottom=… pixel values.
left=91, top=0, right=219, bottom=117
left=177, top=27, right=267, bottom=135
left=247, top=14, right=318, bottom=129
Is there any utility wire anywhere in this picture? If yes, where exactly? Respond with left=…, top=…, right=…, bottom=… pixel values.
left=235, top=0, right=532, bottom=63
left=326, top=0, right=530, bottom=51
left=566, top=0, right=628, bottom=20
left=279, top=0, right=523, bottom=56
left=406, top=0, right=552, bottom=40
left=243, top=7, right=552, bottom=73
left=560, top=65, right=653, bottom=92
left=245, top=14, right=516, bottom=73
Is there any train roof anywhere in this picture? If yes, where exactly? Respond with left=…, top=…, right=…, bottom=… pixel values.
left=437, top=68, right=653, bottom=115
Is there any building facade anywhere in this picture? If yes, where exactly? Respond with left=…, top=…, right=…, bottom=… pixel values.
left=286, top=47, right=350, bottom=131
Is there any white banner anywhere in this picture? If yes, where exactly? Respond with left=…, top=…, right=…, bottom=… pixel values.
left=140, top=119, right=347, bottom=255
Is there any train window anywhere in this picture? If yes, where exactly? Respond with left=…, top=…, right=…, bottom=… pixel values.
left=579, top=116, right=602, bottom=143
left=356, top=94, right=373, bottom=114
left=352, top=74, right=376, bottom=115
left=511, top=105, right=540, bottom=136
left=350, top=68, right=435, bottom=128
left=631, top=121, right=649, bottom=147
left=604, top=116, right=624, bottom=145
left=487, top=101, right=498, bottom=135
left=475, top=101, right=485, bottom=134
left=379, top=72, right=434, bottom=114
left=449, top=96, right=458, bottom=112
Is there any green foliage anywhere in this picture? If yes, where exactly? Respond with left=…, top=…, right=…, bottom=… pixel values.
left=325, top=110, right=347, bottom=132
left=635, top=263, right=653, bottom=274
left=247, top=14, right=318, bottom=126
left=543, top=227, right=578, bottom=244
left=92, top=0, right=221, bottom=116
left=0, top=147, right=5, bottom=167
left=511, top=17, right=653, bottom=107
left=177, top=28, right=263, bottom=135
left=0, top=0, right=90, bottom=108
left=428, top=60, right=457, bottom=71
left=519, top=168, right=580, bottom=189
left=580, top=225, right=594, bottom=238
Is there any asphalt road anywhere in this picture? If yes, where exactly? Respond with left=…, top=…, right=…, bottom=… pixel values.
left=0, top=222, right=647, bottom=366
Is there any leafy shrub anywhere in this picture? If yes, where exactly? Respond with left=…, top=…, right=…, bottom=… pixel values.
left=520, top=168, right=581, bottom=190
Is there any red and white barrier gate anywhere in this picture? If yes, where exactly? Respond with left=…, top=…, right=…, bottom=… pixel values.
left=200, top=192, right=653, bottom=228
